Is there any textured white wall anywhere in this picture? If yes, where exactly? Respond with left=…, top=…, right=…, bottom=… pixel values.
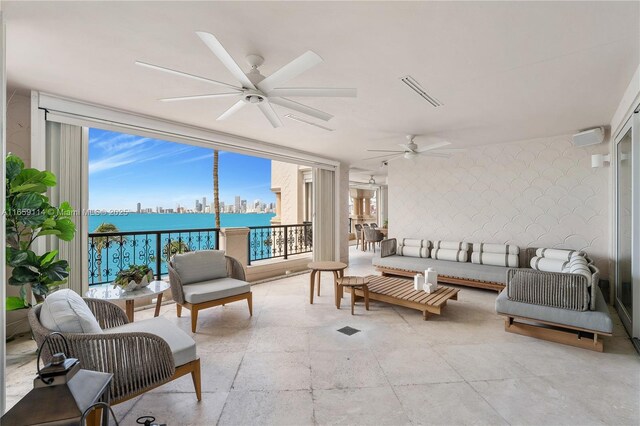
left=389, top=134, right=610, bottom=274
left=271, top=161, right=301, bottom=225
left=6, top=92, right=30, bottom=166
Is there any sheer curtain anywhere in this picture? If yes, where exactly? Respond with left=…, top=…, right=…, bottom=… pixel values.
left=46, top=122, right=88, bottom=295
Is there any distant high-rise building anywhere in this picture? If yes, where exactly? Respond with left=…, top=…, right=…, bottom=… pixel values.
left=235, top=196, right=241, bottom=213
left=136, top=202, right=141, bottom=213
left=202, top=197, right=207, bottom=209
left=241, top=199, right=247, bottom=213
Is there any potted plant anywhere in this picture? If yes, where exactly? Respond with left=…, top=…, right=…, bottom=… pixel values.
left=114, top=265, right=154, bottom=292
left=5, top=153, right=76, bottom=310
left=383, top=219, right=388, bottom=229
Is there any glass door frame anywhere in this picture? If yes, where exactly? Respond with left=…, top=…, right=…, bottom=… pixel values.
left=614, top=109, right=640, bottom=339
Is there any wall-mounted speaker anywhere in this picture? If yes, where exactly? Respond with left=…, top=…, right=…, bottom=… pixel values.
left=572, top=127, right=604, bottom=147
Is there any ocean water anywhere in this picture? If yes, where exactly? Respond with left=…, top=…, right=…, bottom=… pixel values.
left=88, top=212, right=275, bottom=232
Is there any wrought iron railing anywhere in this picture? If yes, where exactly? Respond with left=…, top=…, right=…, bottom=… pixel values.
left=247, top=223, right=312, bottom=265
left=88, top=228, right=220, bottom=286
left=88, top=223, right=314, bottom=285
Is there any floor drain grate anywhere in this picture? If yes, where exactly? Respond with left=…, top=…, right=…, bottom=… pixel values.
left=337, top=326, right=361, bottom=336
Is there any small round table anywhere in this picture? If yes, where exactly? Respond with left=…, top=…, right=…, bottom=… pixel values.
left=307, top=261, right=347, bottom=306
left=336, top=276, right=370, bottom=315
left=85, top=280, right=170, bottom=322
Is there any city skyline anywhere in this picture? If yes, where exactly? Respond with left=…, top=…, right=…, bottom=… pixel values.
left=88, top=128, right=275, bottom=210
left=132, top=194, right=275, bottom=214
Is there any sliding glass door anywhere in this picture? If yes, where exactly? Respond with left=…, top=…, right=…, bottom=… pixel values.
left=616, top=110, right=639, bottom=339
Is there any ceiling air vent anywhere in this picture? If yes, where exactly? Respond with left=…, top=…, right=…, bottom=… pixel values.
left=400, top=75, right=443, bottom=107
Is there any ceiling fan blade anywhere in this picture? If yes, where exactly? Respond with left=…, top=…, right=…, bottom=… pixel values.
left=217, top=99, right=246, bottom=121
left=362, top=153, right=396, bottom=160
left=385, top=154, right=405, bottom=162
left=257, top=51, right=323, bottom=94
left=269, top=97, right=333, bottom=121
left=257, top=102, right=283, bottom=128
left=419, top=152, right=451, bottom=158
left=267, top=88, right=357, bottom=97
left=159, top=92, right=241, bottom=102
left=432, top=148, right=466, bottom=153
left=196, top=31, right=256, bottom=89
left=135, top=61, right=240, bottom=90
left=366, top=149, right=404, bottom=153
left=417, top=141, right=451, bottom=152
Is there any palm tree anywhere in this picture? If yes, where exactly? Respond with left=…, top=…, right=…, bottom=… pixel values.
left=93, top=222, right=125, bottom=280
left=162, top=239, right=191, bottom=261
left=213, top=150, right=221, bottom=229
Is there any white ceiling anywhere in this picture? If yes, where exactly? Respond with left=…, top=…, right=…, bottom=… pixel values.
left=4, top=1, right=639, bottom=181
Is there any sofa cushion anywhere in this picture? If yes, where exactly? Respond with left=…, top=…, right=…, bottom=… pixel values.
left=434, top=241, right=470, bottom=251
left=472, top=243, right=519, bottom=255
left=530, top=256, right=568, bottom=273
left=172, top=250, right=227, bottom=285
left=496, top=287, right=612, bottom=334
left=431, top=248, right=468, bottom=262
left=182, top=277, right=251, bottom=304
left=105, top=317, right=196, bottom=366
left=472, top=252, right=519, bottom=267
left=373, top=255, right=507, bottom=284
left=569, top=256, right=592, bottom=286
left=399, top=238, right=431, bottom=249
left=398, top=245, right=430, bottom=258
left=40, top=289, right=103, bottom=334
left=535, top=248, right=585, bottom=261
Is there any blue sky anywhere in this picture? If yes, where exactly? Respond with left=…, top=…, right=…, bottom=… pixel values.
left=88, top=128, right=274, bottom=210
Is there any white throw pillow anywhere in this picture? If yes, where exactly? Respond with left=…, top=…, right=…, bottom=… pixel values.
left=530, top=256, right=568, bottom=273
left=569, top=255, right=592, bottom=286
left=40, top=289, right=103, bottom=334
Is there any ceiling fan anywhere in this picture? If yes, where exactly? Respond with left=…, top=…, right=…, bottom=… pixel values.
left=365, top=135, right=465, bottom=161
left=136, top=31, right=357, bottom=128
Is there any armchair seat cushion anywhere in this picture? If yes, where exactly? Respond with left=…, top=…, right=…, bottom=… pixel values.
left=182, top=277, right=251, bottom=304
left=105, top=317, right=196, bottom=366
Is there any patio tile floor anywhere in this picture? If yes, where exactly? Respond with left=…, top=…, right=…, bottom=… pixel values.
left=5, top=246, right=639, bottom=425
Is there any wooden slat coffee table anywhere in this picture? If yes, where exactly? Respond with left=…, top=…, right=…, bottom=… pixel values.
left=351, top=275, right=459, bottom=320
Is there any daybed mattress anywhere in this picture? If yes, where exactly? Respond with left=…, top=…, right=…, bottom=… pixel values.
left=495, top=287, right=613, bottom=334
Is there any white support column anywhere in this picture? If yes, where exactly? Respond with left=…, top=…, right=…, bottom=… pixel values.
left=220, top=227, right=250, bottom=270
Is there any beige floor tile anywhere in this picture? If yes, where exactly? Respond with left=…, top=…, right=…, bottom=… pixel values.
left=246, top=326, right=310, bottom=352
left=233, top=351, right=311, bottom=391
left=119, top=391, right=228, bottom=426
left=310, top=349, right=388, bottom=390
left=308, top=326, right=370, bottom=352
left=375, top=347, right=464, bottom=385
left=395, top=382, right=508, bottom=425
left=313, top=386, right=410, bottom=425
left=218, top=390, right=314, bottom=426
left=434, top=343, right=535, bottom=381
left=470, top=376, right=604, bottom=425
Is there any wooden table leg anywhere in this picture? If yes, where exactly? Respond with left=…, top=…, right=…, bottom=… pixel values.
left=363, top=285, right=370, bottom=311
left=154, top=293, right=164, bottom=317
left=350, top=287, right=356, bottom=315
left=125, top=300, right=134, bottom=322
left=333, top=271, right=340, bottom=308
left=309, top=270, right=317, bottom=304
left=317, top=271, right=321, bottom=296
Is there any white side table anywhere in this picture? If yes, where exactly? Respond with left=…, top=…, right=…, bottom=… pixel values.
left=85, top=280, right=170, bottom=322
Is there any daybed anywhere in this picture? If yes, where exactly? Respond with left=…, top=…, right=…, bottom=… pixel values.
left=496, top=248, right=613, bottom=352
left=373, top=238, right=517, bottom=292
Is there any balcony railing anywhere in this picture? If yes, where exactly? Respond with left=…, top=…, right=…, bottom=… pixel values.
left=247, top=223, right=312, bottom=265
left=88, top=228, right=220, bottom=286
left=88, top=224, right=313, bottom=285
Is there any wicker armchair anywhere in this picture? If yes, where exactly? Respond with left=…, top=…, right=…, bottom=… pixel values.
left=364, top=227, right=384, bottom=252
left=29, top=298, right=201, bottom=404
left=354, top=224, right=363, bottom=249
left=168, top=251, right=252, bottom=333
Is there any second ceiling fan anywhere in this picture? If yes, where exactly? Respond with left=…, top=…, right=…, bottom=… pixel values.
left=366, top=135, right=465, bottom=161
left=136, top=32, right=357, bottom=128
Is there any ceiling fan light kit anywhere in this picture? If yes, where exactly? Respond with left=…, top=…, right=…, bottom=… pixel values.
left=137, top=31, right=356, bottom=128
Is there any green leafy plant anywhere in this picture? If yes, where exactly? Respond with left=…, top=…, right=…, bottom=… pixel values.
left=5, top=153, right=76, bottom=310
left=383, top=219, right=388, bottom=229
left=114, top=265, right=153, bottom=288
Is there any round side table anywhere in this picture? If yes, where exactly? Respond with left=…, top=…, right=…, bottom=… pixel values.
left=336, top=276, right=370, bottom=315
left=85, top=280, right=170, bottom=322
left=307, top=261, right=347, bottom=306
